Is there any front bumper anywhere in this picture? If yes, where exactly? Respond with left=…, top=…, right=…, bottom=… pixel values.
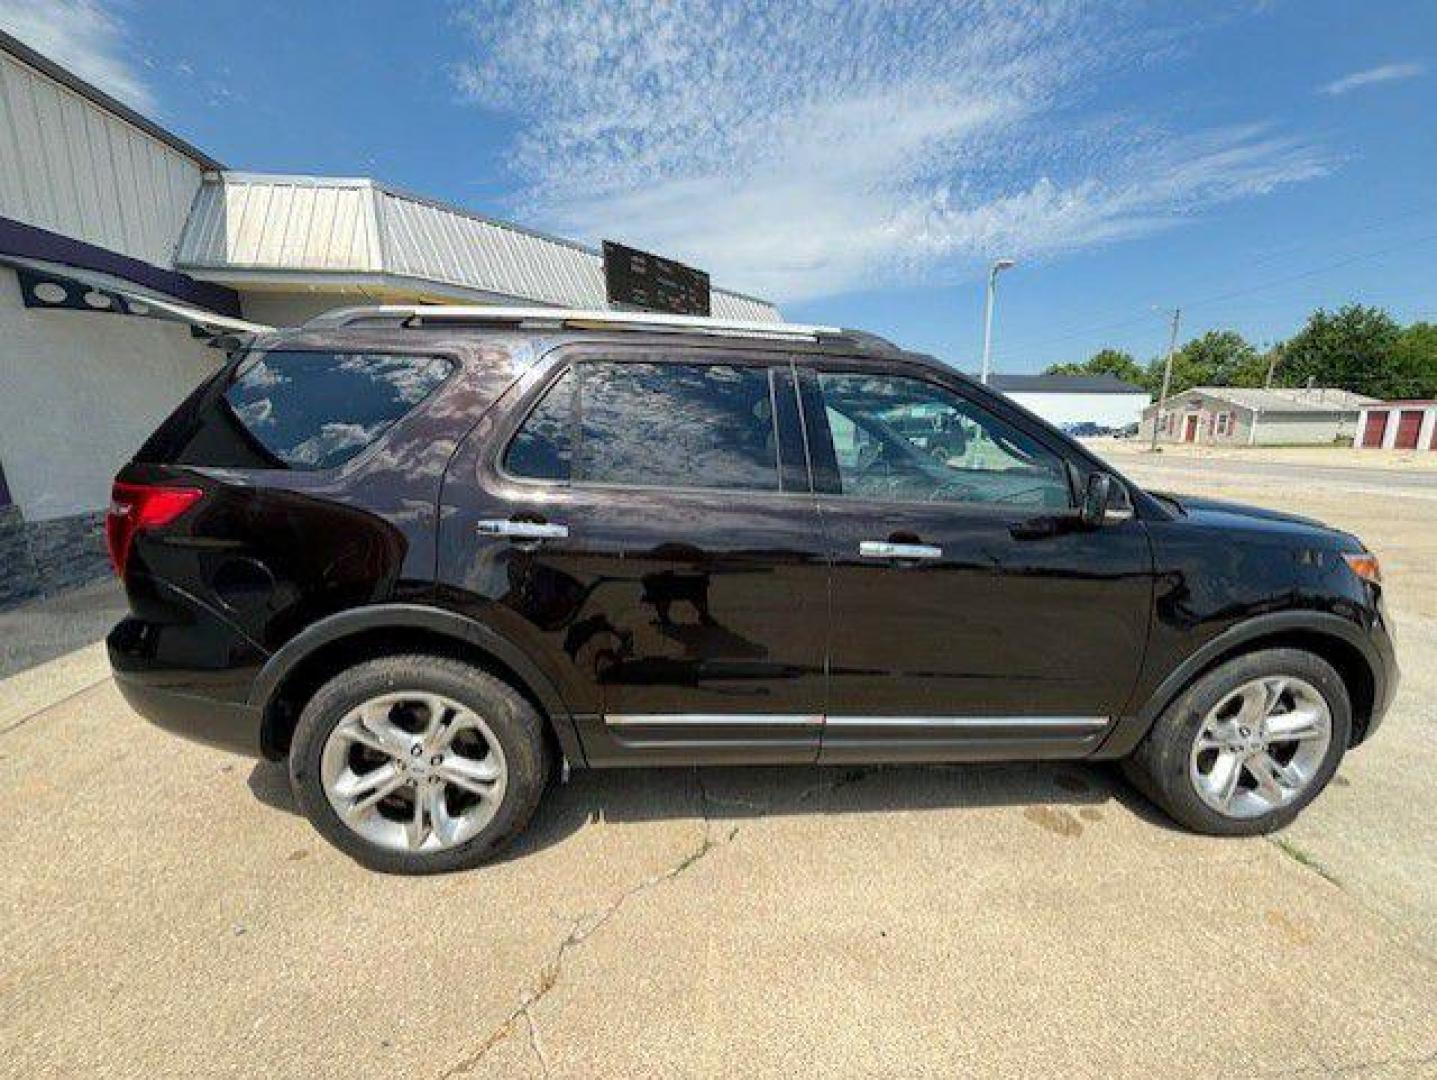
left=1357, top=599, right=1400, bottom=744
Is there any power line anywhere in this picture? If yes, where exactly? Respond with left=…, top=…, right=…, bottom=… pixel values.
left=990, top=228, right=1437, bottom=363
left=986, top=202, right=1437, bottom=361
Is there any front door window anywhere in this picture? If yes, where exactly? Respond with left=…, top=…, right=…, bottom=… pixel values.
left=815, top=372, right=1071, bottom=510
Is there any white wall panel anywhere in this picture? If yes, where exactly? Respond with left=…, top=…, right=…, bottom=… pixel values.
left=0, top=269, right=219, bottom=519
left=0, top=49, right=202, bottom=266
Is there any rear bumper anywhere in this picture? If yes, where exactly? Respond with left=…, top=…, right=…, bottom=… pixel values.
left=107, top=576, right=269, bottom=758
left=112, top=668, right=265, bottom=757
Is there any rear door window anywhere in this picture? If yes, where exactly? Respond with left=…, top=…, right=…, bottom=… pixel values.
left=145, top=350, right=452, bottom=470
left=505, top=361, right=782, bottom=492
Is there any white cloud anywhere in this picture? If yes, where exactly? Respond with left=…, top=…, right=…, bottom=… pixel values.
left=1320, top=62, right=1424, bottom=97
left=454, top=1, right=1330, bottom=302
left=0, top=0, right=154, bottom=113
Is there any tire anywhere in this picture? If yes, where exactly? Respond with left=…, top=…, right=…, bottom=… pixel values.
left=1123, top=648, right=1351, bottom=836
left=289, top=654, right=551, bottom=874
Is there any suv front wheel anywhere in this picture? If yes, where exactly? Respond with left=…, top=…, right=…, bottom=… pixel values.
left=289, top=654, right=552, bottom=873
left=1124, top=648, right=1351, bottom=835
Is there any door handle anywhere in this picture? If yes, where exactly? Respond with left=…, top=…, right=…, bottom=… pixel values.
left=476, top=519, right=569, bottom=541
left=859, top=540, right=942, bottom=560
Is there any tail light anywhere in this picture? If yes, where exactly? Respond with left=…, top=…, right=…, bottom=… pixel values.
left=105, top=482, right=204, bottom=578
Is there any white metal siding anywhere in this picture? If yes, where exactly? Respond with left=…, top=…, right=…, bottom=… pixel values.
left=1249, top=413, right=1353, bottom=445
left=176, top=177, right=381, bottom=272
left=176, top=175, right=780, bottom=321
left=1003, top=390, right=1150, bottom=429
left=0, top=49, right=201, bottom=266
left=383, top=191, right=603, bottom=308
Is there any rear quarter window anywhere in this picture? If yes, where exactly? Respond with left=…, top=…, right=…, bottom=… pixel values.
left=142, top=350, right=452, bottom=471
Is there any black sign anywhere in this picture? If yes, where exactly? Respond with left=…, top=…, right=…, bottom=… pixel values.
left=17, top=267, right=139, bottom=316
left=602, top=241, right=711, bottom=317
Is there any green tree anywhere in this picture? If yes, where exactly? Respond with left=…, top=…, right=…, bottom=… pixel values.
left=1044, top=348, right=1146, bottom=386
left=1145, top=330, right=1259, bottom=396
left=1390, top=321, right=1437, bottom=398
left=1273, top=305, right=1403, bottom=397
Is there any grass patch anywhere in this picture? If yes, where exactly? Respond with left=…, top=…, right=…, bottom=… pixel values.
left=1271, top=836, right=1342, bottom=887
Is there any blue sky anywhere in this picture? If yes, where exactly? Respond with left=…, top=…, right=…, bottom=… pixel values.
left=2, top=1, right=1433, bottom=372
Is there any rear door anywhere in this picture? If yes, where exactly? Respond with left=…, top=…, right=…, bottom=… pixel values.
left=796, top=358, right=1154, bottom=763
left=442, top=345, right=828, bottom=765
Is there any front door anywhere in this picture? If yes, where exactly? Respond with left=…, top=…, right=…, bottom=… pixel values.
left=796, top=361, right=1154, bottom=763
left=1183, top=413, right=1200, bottom=442
left=450, top=348, right=828, bottom=765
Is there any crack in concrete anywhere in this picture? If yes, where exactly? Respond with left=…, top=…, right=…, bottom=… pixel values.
left=0, top=675, right=111, bottom=737
left=436, top=768, right=737, bottom=1079
left=1247, top=1047, right=1437, bottom=1078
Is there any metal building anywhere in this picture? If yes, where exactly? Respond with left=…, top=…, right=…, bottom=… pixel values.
left=0, top=30, right=778, bottom=604
left=987, top=373, right=1151, bottom=431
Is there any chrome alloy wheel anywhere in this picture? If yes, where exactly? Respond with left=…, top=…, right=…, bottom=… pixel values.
left=1189, top=676, right=1332, bottom=819
left=319, top=692, right=508, bottom=853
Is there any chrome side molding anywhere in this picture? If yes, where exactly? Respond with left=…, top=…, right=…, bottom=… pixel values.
left=859, top=540, right=942, bottom=560
left=476, top=519, right=569, bottom=540
left=604, top=713, right=824, bottom=728
left=603, top=714, right=1108, bottom=730
left=823, top=716, right=1108, bottom=730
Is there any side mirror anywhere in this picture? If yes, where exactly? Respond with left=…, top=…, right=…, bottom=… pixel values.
left=1079, top=472, right=1115, bottom=528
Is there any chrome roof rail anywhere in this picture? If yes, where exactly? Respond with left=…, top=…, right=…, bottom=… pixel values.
left=301, top=304, right=849, bottom=342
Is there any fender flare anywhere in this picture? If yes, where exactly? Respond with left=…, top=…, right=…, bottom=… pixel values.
left=248, top=603, right=582, bottom=763
left=1096, top=610, right=1386, bottom=759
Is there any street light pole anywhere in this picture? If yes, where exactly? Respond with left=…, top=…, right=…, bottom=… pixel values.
left=979, top=258, right=1017, bottom=385
left=1149, top=306, right=1182, bottom=452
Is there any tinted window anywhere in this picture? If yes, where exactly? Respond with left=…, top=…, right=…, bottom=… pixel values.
left=504, top=369, right=574, bottom=481
left=580, top=363, right=778, bottom=490
left=221, top=352, right=451, bottom=470
left=504, top=362, right=779, bottom=491
left=143, top=351, right=451, bottom=471
left=817, top=373, right=1070, bottom=508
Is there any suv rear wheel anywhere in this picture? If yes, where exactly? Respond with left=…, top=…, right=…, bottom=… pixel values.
left=1124, top=648, right=1351, bottom=835
left=289, top=655, right=551, bottom=873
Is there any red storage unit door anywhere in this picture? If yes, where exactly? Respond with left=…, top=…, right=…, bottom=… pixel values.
left=1362, top=410, right=1389, bottom=448
left=1395, top=410, right=1424, bottom=450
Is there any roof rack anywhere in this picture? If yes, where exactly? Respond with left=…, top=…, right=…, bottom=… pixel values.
left=301, top=304, right=852, bottom=343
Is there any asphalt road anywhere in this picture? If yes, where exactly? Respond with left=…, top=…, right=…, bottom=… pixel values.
left=2, top=451, right=1434, bottom=1079
left=1121, top=453, right=1437, bottom=500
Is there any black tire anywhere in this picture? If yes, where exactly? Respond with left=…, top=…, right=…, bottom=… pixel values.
left=1122, top=648, right=1351, bottom=836
left=289, top=654, right=551, bottom=874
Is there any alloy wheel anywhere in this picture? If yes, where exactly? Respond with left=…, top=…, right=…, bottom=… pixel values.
left=319, top=691, right=508, bottom=852
left=1188, top=675, right=1332, bottom=819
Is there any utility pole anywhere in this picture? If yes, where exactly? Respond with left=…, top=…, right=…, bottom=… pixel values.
left=1149, top=306, right=1181, bottom=452
left=1264, top=348, right=1279, bottom=389
left=978, top=257, right=1017, bottom=385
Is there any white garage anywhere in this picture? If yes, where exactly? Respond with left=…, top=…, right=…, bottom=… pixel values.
left=987, top=373, right=1152, bottom=431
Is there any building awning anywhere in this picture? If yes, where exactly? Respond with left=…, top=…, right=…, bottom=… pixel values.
left=1, top=255, right=271, bottom=337
left=176, top=173, right=781, bottom=322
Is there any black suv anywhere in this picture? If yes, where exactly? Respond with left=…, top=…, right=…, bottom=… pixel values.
left=107, top=307, right=1398, bottom=873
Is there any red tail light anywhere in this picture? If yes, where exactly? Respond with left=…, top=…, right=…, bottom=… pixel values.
left=105, top=482, right=204, bottom=578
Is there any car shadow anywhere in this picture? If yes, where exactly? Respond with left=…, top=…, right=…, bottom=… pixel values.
left=247, top=757, right=1180, bottom=862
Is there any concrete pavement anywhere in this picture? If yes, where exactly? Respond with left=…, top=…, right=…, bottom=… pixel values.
left=1, top=450, right=1434, bottom=1079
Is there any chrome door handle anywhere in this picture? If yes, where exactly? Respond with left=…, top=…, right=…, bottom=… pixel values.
left=859, top=540, right=942, bottom=560
left=476, top=519, right=569, bottom=540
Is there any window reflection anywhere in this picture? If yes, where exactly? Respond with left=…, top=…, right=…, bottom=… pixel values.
left=819, top=373, right=1069, bottom=508
left=506, top=362, right=780, bottom=492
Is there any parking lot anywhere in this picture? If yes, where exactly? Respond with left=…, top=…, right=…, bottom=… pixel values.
left=2, top=446, right=1434, bottom=1079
